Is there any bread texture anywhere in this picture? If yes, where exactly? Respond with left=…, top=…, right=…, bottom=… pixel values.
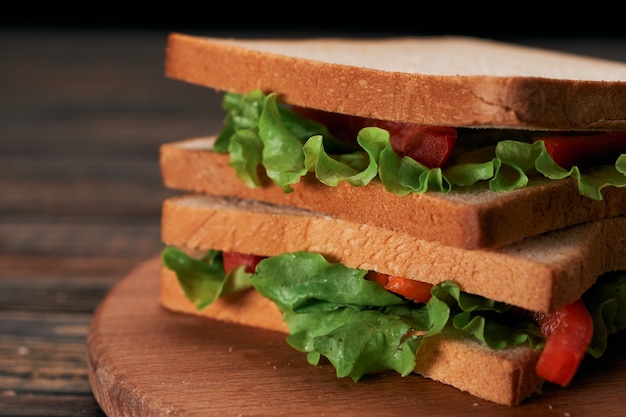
left=161, top=193, right=626, bottom=314
left=160, top=137, right=626, bottom=250
left=160, top=265, right=543, bottom=406
left=165, top=33, right=626, bottom=130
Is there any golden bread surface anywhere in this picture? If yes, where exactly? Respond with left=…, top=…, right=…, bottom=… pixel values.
left=165, top=33, right=626, bottom=130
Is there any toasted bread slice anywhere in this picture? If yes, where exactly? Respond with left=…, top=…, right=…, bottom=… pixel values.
left=165, top=33, right=626, bottom=130
left=160, top=193, right=626, bottom=313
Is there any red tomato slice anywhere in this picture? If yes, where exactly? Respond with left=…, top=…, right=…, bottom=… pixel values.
left=222, top=251, right=265, bottom=274
left=291, top=106, right=457, bottom=168
left=534, top=299, right=594, bottom=387
left=400, top=126, right=457, bottom=169
left=367, top=271, right=392, bottom=287
left=367, top=272, right=433, bottom=304
left=365, top=120, right=427, bottom=152
left=538, top=131, right=626, bottom=169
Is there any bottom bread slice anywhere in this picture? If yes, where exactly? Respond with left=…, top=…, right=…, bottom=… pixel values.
left=160, top=265, right=544, bottom=406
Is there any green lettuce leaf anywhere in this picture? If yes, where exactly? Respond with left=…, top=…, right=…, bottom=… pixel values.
left=217, top=90, right=626, bottom=200
left=430, top=280, right=543, bottom=350
left=303, top=309, right=424, bottom=380
left=583, top=271, right=626, bottom=358
left=161, top=247, right=253, bottom=309
left=217, top=90, right=357, bottom=192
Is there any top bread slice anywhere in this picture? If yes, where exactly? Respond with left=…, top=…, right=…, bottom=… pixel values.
left=165, top=33, right=626, bottom=131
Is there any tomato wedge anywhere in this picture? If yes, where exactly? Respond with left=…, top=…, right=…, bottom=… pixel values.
left=367, top=272, right=433, bottom=304
left=537, top=131, right=626, bottom=169
left=534, top=299, right=594, bottom=387
left=222, top=251, right=265, bottom=274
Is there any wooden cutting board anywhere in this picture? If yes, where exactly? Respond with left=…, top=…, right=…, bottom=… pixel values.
left=87, top=257, right=626, bottom=416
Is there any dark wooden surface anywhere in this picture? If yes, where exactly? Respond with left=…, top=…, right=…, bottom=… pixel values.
left=1, top=29, right=625, bottom=416
left=0, top=29, right=222, bottom=416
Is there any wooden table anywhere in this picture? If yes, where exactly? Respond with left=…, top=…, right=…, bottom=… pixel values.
left=0, top=29, right=222, bottom=416
left=1, top=29, right=625, bottom=416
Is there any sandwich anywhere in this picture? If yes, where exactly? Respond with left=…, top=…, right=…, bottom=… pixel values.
left=158, top=33, right=626, bottom=406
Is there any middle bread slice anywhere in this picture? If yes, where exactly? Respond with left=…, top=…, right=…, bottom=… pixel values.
left=161, top=193, right=626, bottom=314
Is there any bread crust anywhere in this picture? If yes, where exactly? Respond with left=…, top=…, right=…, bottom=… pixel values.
left=165, top=33, right=626, bottom=131
left=161, top=194, right=626, bottom=313
left=160, top=137, right=626, bottom=250
left=160, top=265, right=543, bottom=406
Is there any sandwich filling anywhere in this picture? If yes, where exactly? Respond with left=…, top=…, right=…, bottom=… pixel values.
left=215, top=90, right=626, bottom=200
left=162, top=247, right=626, bottom=388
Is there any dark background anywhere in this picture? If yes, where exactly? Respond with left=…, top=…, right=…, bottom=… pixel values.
left=3, top=3, right=626, bottom=39
left=3, top=5, right=626, bottom=66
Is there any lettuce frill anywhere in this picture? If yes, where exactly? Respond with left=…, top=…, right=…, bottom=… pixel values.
left=216, top=90, right=626, bottom=200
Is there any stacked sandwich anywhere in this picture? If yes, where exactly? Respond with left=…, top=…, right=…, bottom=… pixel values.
left=158, top=33, right=626, bottom=406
